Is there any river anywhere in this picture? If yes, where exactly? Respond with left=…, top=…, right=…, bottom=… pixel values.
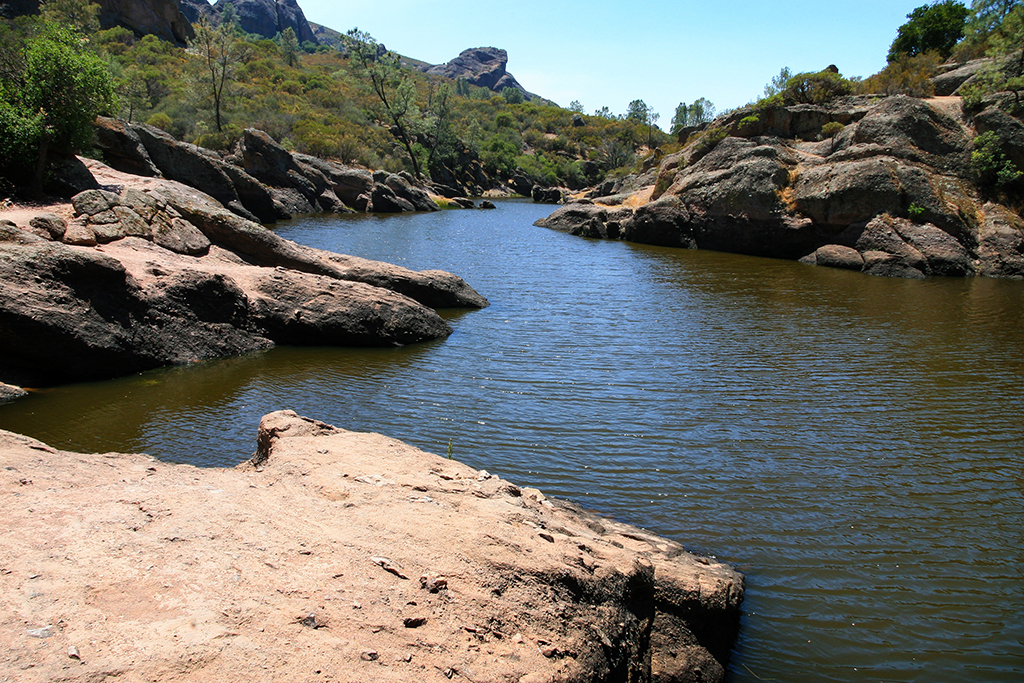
left=1, top=200, right=1022, bottom=682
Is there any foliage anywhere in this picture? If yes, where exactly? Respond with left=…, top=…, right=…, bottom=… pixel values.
left=278, top=27, right=300, bottom=68
left=888, top=1, right=970, bottom=61
left=972, top=130, right=1023, bottom=189
left=763, top=67, right=793, bottom=98
left=908, top=202, right=926, bottom=219
left=862, top=51, right=942, bottom=96
left=781, top=69, right=854, bottom=104
left=343, top=29, right=428, bottom=178
left=501, top=86, right=524, bottom=104
left=688, top=127, right=728, bottom=163
left=0, top=20, right=115, bottom=192
left=40, top=0, right=100, bottom=34
left=670, top=97, right=716, bottom=132
left=188, top=17, right=248, bottom=132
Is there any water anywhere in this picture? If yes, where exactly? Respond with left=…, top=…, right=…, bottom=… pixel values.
left=2, top=200, right=1022, bottom=682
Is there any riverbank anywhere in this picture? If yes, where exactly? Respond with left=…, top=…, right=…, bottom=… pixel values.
left=0, top=410, right=743, bottom=682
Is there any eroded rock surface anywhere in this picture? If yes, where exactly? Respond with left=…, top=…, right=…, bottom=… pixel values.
left=0, top=411, right=743, bottom=682
left=538, top=95, right=1024, bottom=279
left=0, top=164, right=487, bottom=386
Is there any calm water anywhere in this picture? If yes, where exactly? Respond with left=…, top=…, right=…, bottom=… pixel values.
left=2, top=200, right=1022, bottom=682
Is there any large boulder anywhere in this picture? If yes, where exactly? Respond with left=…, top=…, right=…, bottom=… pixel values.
left=93, top=116, right=162, bottom=178
left=422, top=47, right=530, bottom=99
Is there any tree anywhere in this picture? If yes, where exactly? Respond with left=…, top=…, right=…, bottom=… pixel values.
left=688, top=98, right=716, bottom=125
left=568, top=99, right=584, bottom=114
left=343, top=28, right=424, bottom=178
left=40, top=0, right=100, bottom=34
left=278, top=27, right=300, bottom=67
left=626, top=98, right=649, bottom=123
left=501, top=86, right=524, bottom=104
left=188, top=17, right=247, bottom=132
left=0, top=21, right=114, bottom=194
left=968, top=0, right=1021, bottom=35
left=763, top=67, right=793, bottom=98
left=670, top=102, right=689, bottom=133
left=888, top=1, right=970, bottom=61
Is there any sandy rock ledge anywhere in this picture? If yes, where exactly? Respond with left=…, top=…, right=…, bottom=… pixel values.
left=0, top=411, right=743, bottom=683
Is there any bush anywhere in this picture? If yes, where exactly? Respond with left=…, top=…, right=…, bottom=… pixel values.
left=146, top=111, right=173, bottom=130
left=688, top=127, right=728, bottom=163
left=783, top=70, right=853, bottom=104
left=861, top=52, right=941, bottom=97
left=972, top=130, right=1023, bottom=190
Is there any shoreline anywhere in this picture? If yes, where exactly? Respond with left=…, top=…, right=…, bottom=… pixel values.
left=0, top=410, right=744, bottom=682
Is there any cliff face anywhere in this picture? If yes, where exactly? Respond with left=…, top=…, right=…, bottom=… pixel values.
left=213, top=0, right=316, bottom=44
left=97, top=0, right=194, bottom=44
left=537, top=95, right=1024, bottom=279
left=0, top=410, right=744, bottom=682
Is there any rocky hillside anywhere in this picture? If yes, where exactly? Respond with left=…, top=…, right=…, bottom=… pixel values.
left=538, top=95, right=1024, bottom=279
left=0, top=0, right=193, bottom=43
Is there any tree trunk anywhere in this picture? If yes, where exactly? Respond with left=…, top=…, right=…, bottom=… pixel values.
left=32, top=131, right=50, bottom=199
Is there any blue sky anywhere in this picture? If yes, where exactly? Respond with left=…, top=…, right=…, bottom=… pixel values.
left=299, top=0, right=929, bottom=120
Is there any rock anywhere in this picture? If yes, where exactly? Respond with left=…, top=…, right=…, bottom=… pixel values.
left=214, top=0, right=316, bottom=45
left=94, top=116, right=162, bottom=178
left=480, top=200, right=497, bottom=209
left=535, top=202, right=633, bottom=240
left=422, top=47, right=530, bottom=99
left=801, top=244, right=864, bottom=270
left=0, top=381, right=27, bottom=403
left=931, top=58, right=994, bottom=96
left=29, top=213, right=66, bottom=241
left=531, top=186, right=564, bottom=204
left=0, top=168, right=487, bottom=385
left=972, top=106, right=1024, bottom=176
left=96, top=0, right=193, bottom=45
left=130, top=123, right=273, bottom=223
left=973, top=203, right=1024, bottom=278
left=43, top=155, right=99, bottom=197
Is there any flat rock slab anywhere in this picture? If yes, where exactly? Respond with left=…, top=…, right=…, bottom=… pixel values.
left=0, top=411, right=743, bottom=683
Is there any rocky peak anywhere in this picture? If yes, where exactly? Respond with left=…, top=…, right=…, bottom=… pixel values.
left=212, top=0, right=316, bottom=44
left=422, top=46, right=530, bottom=99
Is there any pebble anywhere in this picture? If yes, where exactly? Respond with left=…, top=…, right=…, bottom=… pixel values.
left=68, top=645, right=81, bottom=660
left=360, top=649, right=378, bottom=661
left=26, top=625, right=54, bottom=638
left=403, top=616, right=427, bottom=628
left=419, top=574, right=448, bottom=593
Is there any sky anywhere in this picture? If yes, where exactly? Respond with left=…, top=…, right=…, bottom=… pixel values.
left=298, top=0, right=929, bottom=121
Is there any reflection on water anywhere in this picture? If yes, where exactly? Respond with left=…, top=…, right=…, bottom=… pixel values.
left=2, top=201, right=1022, bottom=682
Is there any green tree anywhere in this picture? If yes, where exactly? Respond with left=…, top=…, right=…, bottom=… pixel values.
left=0, top=21, right=114, bottom=194
left=626, top=98, right=649, bottom=123
left=782, top=70, right=853, bottom=104
left=763, top=67, right=793, bottom=98
left=278, top=27, right=300, bottom=67
left=568, top=99, right=584, bottom=114
left=40, top=0, right=100, bottom=34
left=343, top=28, right=424, bottom=178
left=502, top=86, right=524, bottom=104
left=188, top=17, right=247, bottom=132
left=687, top=97, right=716, bottom=125
left=670, top=102, right=689, bottom=133
left=888, top=1, right=970, bottom=61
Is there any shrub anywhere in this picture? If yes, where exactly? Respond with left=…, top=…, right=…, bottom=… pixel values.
left=688, top=127, right=728, bottom=163
left=146, top=111, right=173, bottom=130
left=908, top=202, right=926, bottom=220
left=861, top=52, right=941, bottom=97
left=783, top=70, right=853, bottom=104
left=972, top=130, right=1023, bottom=190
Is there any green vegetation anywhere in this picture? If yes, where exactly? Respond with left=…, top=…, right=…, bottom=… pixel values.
left=670, top=98, right=715, bottom=133
left=972, top=129, right=1023, bottom=189
left=0, top=13, right=114, bottom=194
left=888, top=1, right=970, bottom=61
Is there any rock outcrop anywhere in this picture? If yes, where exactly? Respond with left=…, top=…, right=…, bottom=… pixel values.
left=538, top=95, right=1024, bottom=279
left=179, top=0, right=317, bottom=44
left=0, top=410, right=743, bottom=682
left=96, top=0, right=193, bottom=44
left=422, top=47, right=531, bottom=99
left=0, top=162, right=487, bottom=386
left=93, top=118, right=444, bottom=220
